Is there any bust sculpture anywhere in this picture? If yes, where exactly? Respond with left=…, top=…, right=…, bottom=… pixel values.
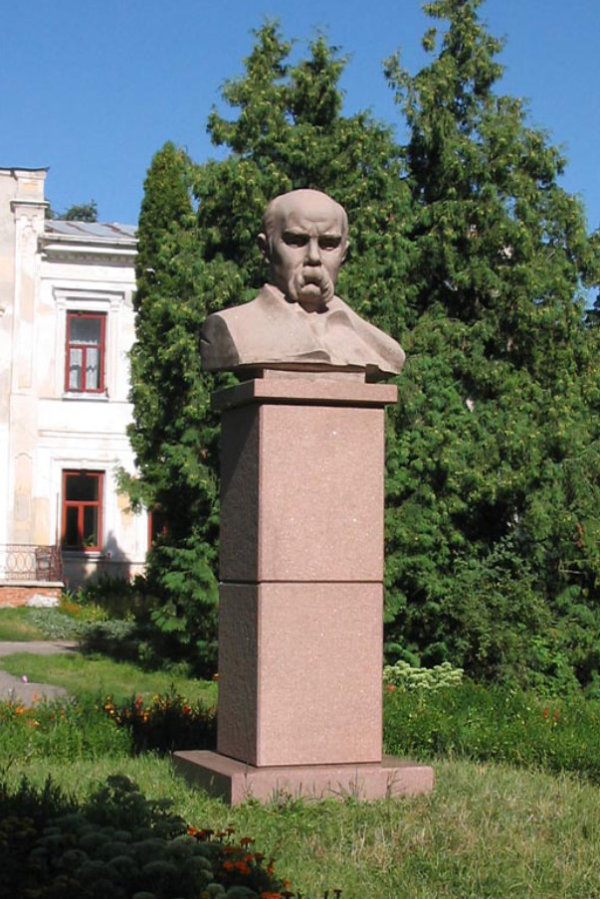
left=200, top=189, right=405, bottom=381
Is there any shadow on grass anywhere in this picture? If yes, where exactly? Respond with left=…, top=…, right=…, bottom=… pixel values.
left=78, top=619, right=216, bottom=680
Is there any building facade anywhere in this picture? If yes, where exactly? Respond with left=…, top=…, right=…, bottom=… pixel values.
left=0, top=167, right=148, bottom=603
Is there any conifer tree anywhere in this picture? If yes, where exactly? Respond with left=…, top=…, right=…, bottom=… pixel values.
left=129, top=27, right=411, bottom=672
left=128, top=142, right=221, bottom=672
left=383, top=0, right=600, bottom=687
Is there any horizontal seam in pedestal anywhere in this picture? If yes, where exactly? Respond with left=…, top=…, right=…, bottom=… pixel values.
left=219, top=579, right=383, bottom=585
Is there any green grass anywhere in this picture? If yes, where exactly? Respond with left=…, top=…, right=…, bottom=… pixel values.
left=0, top=651, right=216, bottom=705
left=3, top=755, right=599, bottom=899
left=0, top=607, right=45, bottom=641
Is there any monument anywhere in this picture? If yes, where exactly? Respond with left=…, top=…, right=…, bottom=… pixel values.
left=173, top=189, right=434, bottom=803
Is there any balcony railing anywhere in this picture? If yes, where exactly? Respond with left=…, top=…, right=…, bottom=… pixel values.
left=0, top=545, right=63, bottom=583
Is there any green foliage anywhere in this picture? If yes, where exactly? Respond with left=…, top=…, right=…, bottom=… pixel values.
left=129, top=9, right=600, bottom=690
left=0, top=682, right=214, bottom=760
left=45, top=199, right=99, bottom=221
left=61, top=200, right=98, bottom=222
left=0, top=696, right=131, bottom=760
left=28, top=608, right=87, bottom=640
left=128, top=24, right=411, bottom=674
left=0, top=774, right=291, bottom=899
left=382, top=0, right=600, bottom=687
left=0, top=607, right=45, bottom=641
left=0, top=649, right=216, bottom=707
left=383, top=660, right=463, bottom=690
left=384, top=680, right=600, bottom=781
left=103, top=690, right=216, bottom=755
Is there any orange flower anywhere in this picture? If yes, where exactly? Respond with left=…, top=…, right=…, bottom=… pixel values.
left=240, top=836, right=254, bottom=847
left=235, top=861, right=251, bottom=875
left=222, top=860, right=235, bottom=871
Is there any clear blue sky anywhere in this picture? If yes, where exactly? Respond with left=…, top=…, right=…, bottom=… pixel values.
left=2, top=0, right=599, bottom=230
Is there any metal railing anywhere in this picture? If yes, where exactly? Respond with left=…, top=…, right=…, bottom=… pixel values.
left=0, top=544, right=63, bottom=583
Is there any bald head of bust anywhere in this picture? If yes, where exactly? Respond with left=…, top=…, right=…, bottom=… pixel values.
left=257, top=189, right=349, bottom=312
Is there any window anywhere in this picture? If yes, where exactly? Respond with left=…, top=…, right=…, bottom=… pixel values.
left=61, top=471, right=104, bottom=551
left=148, top=506, right=168, bottom=550
left=65, top=312, right=106, bottom=393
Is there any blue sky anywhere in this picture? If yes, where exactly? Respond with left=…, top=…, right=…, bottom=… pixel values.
left=2, top=0, right=599, bottom=231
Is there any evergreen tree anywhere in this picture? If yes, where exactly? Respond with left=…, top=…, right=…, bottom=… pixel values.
left=383, top=0, right=600, bottom=688
left=127, top=142, right=221, bottom=673
left=129, top=27, right=412, bottom=672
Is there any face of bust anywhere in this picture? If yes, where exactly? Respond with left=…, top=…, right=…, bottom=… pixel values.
left=259, top=193, right=348, bottom=312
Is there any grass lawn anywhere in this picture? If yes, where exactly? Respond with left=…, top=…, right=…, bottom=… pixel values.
left=0, top=607, right=45, bottom=641
left=4, top=754, right=599, bottom=899
left=0, top=650, right=217, bottom=705
left=2, top=610, right=599, bottom=896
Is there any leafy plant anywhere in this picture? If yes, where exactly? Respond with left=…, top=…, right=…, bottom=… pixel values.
left=383, top=660, right=463, bottom=690
left=0, top=774, right=294, bottom=898
left=384, top=680, right=600, bottom=781
left=103, top=689, right=216, bottom=755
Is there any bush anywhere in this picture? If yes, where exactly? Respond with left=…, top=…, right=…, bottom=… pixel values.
left=79, top=619, right=141, bottom=661
left=64, top=576, right=142, bottom=621
left=0, top=774, right=292, bottom=899
left=28, top=608, right=85, bottom=640
left=383, top=660, right=463, bottom=690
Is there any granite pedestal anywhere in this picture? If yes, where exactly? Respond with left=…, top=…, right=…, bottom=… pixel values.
left=173, top=377, right=434, bottom=802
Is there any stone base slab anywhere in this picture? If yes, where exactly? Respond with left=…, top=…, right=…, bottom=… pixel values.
left=172, top=750, right=434, bottom=805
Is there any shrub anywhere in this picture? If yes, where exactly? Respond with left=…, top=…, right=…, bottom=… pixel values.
left=383, top=660, right=463, bottom=690
left=79, top=619, right=140, bottom=661
left=27, top=608, right=85, bottom=640
left=64, top=576, right=142, bottom=620
left=0, top=774, right=293, bottom=899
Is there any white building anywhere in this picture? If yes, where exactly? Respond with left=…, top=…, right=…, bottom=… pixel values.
left=0, top=167, right=148, bottom=603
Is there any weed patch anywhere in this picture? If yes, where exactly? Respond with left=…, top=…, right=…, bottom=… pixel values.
left=384, top=680, right=600, bottom=780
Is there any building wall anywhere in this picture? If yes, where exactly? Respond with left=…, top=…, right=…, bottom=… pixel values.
left=0, top=167, right=148, bottom=593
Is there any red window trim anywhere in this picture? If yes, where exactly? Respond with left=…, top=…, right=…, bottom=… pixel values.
left=147, top=507, right=168, bottom=551
left=65, top=311, right=106, bottom=393
left=61, top=470, right=104, bottom=552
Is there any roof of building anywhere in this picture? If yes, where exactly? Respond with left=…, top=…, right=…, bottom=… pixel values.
left=44, top=221, right=137, bottom=241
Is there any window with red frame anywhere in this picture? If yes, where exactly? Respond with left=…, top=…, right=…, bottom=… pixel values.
left=62, top=471, right=103, bottom=551
left=65, top=312, right=106, bottom=392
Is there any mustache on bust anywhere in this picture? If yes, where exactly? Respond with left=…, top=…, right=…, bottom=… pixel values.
left=295, top=267, right=333, bottom=295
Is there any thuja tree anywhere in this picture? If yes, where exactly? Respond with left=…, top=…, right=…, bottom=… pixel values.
left=129, top=26, right=413, bottom=671
left=127, top=142, right=221, bottom=672
left=382, top=0, right=600, bottom=689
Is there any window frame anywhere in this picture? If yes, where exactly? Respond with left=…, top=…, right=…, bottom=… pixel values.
left=61, top=470, right=104, bottom=553
left=64, top=311, right=107, bottom=394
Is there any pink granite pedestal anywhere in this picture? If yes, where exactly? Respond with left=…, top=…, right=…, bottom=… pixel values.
left=172, top=377, right=433, bottom=803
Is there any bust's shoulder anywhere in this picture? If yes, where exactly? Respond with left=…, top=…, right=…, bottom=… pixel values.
left=207, top=285, right=281, bottom=323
